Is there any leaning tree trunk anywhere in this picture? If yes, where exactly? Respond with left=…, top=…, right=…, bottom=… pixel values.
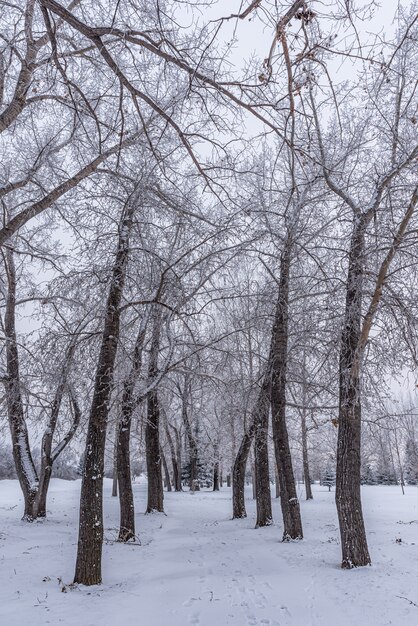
left=145, top=308, right=164, bottom=513
left=254, top=379, right=273, bottom=527
left=270, top=243, right=303, bottom=540
left=74, top=202, right=133, bottom=585
left=336, top=221, right=370, bottom=568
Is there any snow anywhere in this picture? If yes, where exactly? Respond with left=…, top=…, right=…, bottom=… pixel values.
left=1, top=480, right=418, bottom=625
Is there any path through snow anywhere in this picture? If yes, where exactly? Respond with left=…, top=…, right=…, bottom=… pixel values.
left=1, top=480, right=418, bottom=625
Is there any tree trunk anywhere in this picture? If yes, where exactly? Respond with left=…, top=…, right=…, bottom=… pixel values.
left=161, top=448, right=172, bottom=492
left=254, top=380, right=273, bottom=527
left=232, top=421, right=255, bottom=518
left=74, top=202, right=133, bottom=585
left=164, top=419, right=182, bottom=491
left=270, top=244, right=303, bottom=540
left=213, top=461, right=220, bottom=491
left=145, top=308, right=164, bottom=513
left=301, top=411, right=313, bottom=501
left=4, top=248, right=39, bottom=520
left=336, top=222, right=370, bottom=568
left=112, top=430, right=118, bottom=497
left=117, top=318, right=148, bottom=541
left=180, top=379, right=199, bottom=492
left=275, top=468, right=280, bottom=498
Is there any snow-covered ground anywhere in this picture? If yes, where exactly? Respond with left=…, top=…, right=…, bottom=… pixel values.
left=0, top=479, right=417, bottom=626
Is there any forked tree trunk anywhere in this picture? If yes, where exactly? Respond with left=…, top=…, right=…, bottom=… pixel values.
left=270, top=244, right=303, bottom=540
left=74, top=202, right=133, bottom=585
left=232, top=377, right=270, bottom=519
left=336, top=222, right=370, bottom=568
left=145, top=308, right=164, bottom=513
left=254, top=380, right=272, bottom=527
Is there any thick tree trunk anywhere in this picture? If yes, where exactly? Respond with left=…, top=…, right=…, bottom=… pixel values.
left=254, top=380, right=273, bottom=527
left=74, top=203, right=133, bottom=585
left=270, top=244, right=303, bottom=540
left=336, top=222, right=370, bottom=568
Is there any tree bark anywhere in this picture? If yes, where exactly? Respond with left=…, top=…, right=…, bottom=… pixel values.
left=161, top=447, right=172, bottom=491
left=164, top=419, right=182, bottom=491
left=117, top=318, right=148, bottom=541
left=145, top=308, right=164, bottom=513
left=74, top=201, right=133, bottom=585
left=213, top=461, right=220, bottom=491
left=301, top=411, right=313, bottom=501
left=4, top=248, right=39, bottom=519
left=336, top=221, right=370, bottom=568
left=254, top=379, right=273, bottom=527
left=270, top=244, right=303, bottom=540
left=232, top=421, right=255, bottom=518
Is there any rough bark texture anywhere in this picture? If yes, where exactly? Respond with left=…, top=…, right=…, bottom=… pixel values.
left=145, top=309, right=164, bottom=513
left=270, top=245, right=303, bottom=540
left=74, top=203, right=133, bottom=585
left=336, top=222, right=371, bottom=568
left=254, top=380, right=273, bottom=527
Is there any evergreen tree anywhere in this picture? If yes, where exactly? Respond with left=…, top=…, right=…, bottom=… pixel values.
left=321, top=462, right=336, bottom=491
left=361, top=463, right=377, bottom=485
left=404, top=438, right=418, bottom=485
